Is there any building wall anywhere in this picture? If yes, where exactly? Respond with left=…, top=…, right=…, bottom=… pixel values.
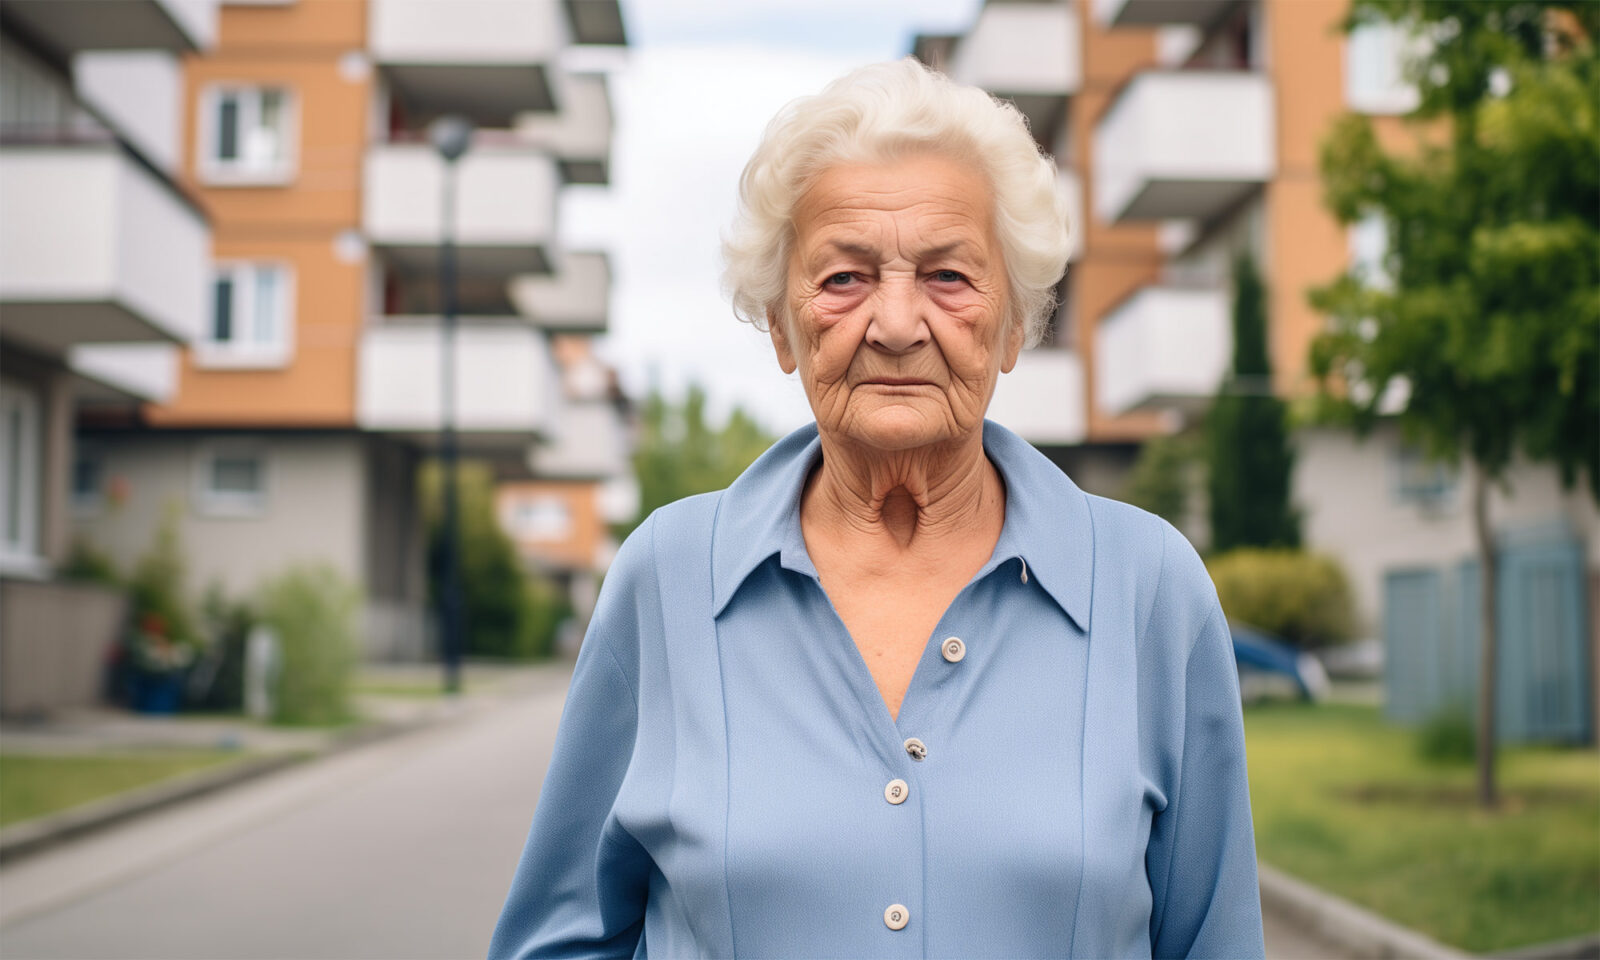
left=148, top=0, right=369, bottom=427
left=1071, top=2, right=1169, bottom=443
left=496, top=480, right=607, bottom=574
left=1296, top=425, right=1600, bottom=638
left=72, top=431, right=369, bottom=604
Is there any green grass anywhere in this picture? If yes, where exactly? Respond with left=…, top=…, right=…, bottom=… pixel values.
left=1244, top=702, right=1600, bottom=953
left=0, top=751, right=249, bottom=828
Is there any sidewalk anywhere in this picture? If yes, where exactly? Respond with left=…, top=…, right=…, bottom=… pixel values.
left=0, top=661, right=570, bottom=863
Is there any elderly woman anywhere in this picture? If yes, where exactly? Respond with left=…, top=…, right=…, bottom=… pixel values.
left=490, top=59, right=1263, bottom=959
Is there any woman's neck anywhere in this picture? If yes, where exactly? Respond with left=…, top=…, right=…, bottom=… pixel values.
left=802, top=428, right=1004, bottom=554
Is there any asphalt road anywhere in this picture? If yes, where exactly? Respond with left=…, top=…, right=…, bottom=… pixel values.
left=0, top=669, right=1349, bottom=959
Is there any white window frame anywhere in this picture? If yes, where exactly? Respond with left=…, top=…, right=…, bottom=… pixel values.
left=0, top=379, right=45, bottom=576
left=1391, top=441, right=1458, bottom=513
left=197, top=83, right=298, bottom=185
left=196, top=261, right=296, bottom=369
left=192, top=439, right=271, bottom=518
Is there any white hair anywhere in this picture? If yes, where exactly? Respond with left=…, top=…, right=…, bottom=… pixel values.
left=721, top=58, right=1071, bottom=349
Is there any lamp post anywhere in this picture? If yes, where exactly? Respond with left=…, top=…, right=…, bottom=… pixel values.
left=430, top=114, right=471, bottom=695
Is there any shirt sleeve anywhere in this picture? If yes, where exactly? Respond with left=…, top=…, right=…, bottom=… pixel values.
left=1147, top=601, right=1266, bottom=959
left=487, top=517, right=656, bottom=960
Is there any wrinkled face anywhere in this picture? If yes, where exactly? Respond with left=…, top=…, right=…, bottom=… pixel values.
left=770, top=153, right=1020, bottom=453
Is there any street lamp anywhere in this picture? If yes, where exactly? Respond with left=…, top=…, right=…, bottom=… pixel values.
left=430, top=114, right=471, bottom=695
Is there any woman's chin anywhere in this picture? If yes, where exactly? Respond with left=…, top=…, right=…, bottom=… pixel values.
left=831, top=403, right=967, bottom=452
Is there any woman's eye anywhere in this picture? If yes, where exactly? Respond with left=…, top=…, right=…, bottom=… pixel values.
left=932, top=269, right=966, bottom=283
left=825, top=272, right=854, bottom=286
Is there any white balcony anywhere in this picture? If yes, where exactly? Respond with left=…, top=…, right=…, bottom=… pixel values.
left=1093, top=71, right=1274, bottom=224
left=0, top=0, right=216, bottom=54
left=364, top=143, right=558, bottom=278
left=510, top=252, right=610, bottom=332
left=69, top=342, right=179, bottom=404
left=1094, top=285, right=1230, bottom=417
left=988, top=348, right=1086, bottom=446
left=514, top=72, right=614, bottom=183
left=0, top=143, right=207, bottom=357
left=1092, top=0, right=1240, bottom=28
left=369, top=0, right=569, bottom=125
left=948, top=1, right=1081, bottom=146
left=357, top=320, right=558, bottom=449
left=529, top=400, right=629, bottom=480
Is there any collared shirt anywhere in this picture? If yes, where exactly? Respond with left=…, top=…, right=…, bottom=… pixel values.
left=489, top=420, right=1264, bottom=959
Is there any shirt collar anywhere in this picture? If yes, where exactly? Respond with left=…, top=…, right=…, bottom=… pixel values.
left=710, top=419, right=1094, bottom=632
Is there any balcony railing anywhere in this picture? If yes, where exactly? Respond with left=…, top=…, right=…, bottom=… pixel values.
left=510, top=252, right=610, bottom=333
left=1092, top=70, right=1273, bottom=223
left=369, top=0, right=572, bottom=125
left=1092, top=0, right=1240, bottom=28
left=528, top=400, right=629, bottom=480
left=356, top=319, right=559, bottom=447
left=947, top=1, right=1080, bottom=148
left=513, top=72, right=615, bottom=183
left=0, top=0, right=216, bottom=54
left=1094, top=284, right=1230, bottom=417
left=0, top=138, right=207, bottom=356
left=987, top=348, right=1086, bottom=446
left=364, top=143, right=558, bottom=278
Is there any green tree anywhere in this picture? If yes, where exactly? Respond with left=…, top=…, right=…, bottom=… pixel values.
left=619, top=383, right=775, bottom=538
left=1208, top=252, right=1300, bottom=553
left=422, top=461, right=566, bottom=660
left=1307, top=1, right=1598, bottom=806
left=1123, top=432, right=1199, bottom=529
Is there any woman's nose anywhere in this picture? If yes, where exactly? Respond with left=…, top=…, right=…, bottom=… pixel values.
left=865, top=281, right=930, bottom=354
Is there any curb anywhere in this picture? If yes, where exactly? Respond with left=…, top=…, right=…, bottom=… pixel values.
left=0, top=713, right=435, bottom=865
left=1258, top=861, right=1470, bottom=959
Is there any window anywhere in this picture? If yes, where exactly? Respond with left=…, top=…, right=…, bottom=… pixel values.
left=1345, top=20, right=1421, bottom=114
left=1392, top=443, right=1457, bottom=510
left=194, top=442, right=268, bottom=517
left=197, top=262, right=294, bottom=368
left=0, top=380, right=42, bottom=572
left=513, top=496, right=573, bottom=543
left=72, top=446, right=105, bottom=515
left=200, top=85, right=295, bottom=184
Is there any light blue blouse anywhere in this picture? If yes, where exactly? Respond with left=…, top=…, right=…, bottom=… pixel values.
left=489, top=420, right=1264, bottom=959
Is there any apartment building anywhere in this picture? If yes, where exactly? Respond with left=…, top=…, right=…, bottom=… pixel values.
left=59, top=0, right=627, bottom=662
left=918, top=0, right=1597, bottom=718
left=0, top=0, right=219, bottom=714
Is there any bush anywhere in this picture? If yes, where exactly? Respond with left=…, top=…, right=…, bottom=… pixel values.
left=1206, top=548, right=1356, bottom=649
left=1417, top=705, right=1477, bottom=765
left=256, top=564, right=360, bottom=725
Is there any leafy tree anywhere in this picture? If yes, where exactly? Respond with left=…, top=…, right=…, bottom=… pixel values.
left=1124, top=432, right=1199, bottom=529
left=1208, top=252, right=1300, bottom=553
left=620, top=383, right=776, bottom=538
left=1307, top=0, right=1598, bottom=806
left=422, top=461, right=566, bottom=659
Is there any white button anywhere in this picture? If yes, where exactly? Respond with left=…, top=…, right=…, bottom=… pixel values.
left=903, top=737, right=926, bottom=761
left=884, top=904, right=910, bottom=930
left=941, top=636, right=966, bottom=663
left=884, top=778, right=908, bottom=804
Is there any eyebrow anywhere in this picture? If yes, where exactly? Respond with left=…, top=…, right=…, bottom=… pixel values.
left=814, top=239, right=981, bottom=263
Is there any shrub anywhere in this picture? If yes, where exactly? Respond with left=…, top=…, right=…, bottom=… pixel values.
left=1205, top=548, right=1357, bottom=649
left=127, top=502, right=198, bottom=647
left=1417, top=704, right=1477, bottom=766
left=256, top=564, right=360, bottom=726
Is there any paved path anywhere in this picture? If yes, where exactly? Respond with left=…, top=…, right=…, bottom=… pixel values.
left=0, top=667, right=1352, bottom=959
left=0, top=673, right=568, bottom=959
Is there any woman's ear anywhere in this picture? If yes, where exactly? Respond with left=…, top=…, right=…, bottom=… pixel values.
left=768, top=309, right=798, bottom=374
left=999, top=315, right=1025, bottom=374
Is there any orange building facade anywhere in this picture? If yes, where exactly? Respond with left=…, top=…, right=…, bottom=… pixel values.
left=921, top=0, right=1598, bottom=663
left=65, top=0, right=628, bottom=660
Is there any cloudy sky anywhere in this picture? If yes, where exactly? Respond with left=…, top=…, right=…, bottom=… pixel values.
left=560, top=0, right=983, bottom=435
